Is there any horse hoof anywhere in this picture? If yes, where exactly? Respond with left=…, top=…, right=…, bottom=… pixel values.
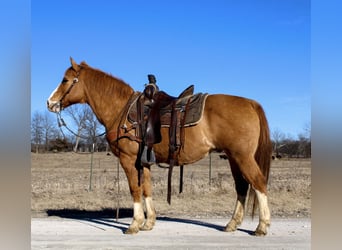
left=140, top=224, right=153, bottom=231
left=254, top=230, right=267, bottom=236
left=224, top=223, right=237, bottom=232
left=124, top=227, right=139, bottom=234
left=254, top=221, right=269, bottom=236
left=140, top=221, right=155, bottom=231
left=254, top=226, right=267, bottom=236
left=224, top=219, right=240, bottom=232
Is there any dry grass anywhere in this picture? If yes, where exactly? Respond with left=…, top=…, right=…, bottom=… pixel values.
left=31, top=152, right=311, bottom=218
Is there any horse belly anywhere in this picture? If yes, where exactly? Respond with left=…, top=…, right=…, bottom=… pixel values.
left=153, top=123, right=212, bottom=165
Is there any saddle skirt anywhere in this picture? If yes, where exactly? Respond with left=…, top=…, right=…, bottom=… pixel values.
left=127, top=92, right=208, bottom=128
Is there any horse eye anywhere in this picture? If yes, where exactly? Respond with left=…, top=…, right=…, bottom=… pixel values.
left=61, top=78, right=68, bottom=84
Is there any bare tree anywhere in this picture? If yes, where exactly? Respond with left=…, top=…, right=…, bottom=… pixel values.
left=298, top=123, right=311, bottom=158
left=270, top=125, right=311, bottom=158
left=42, top=111, right=59, bottom=151
left=64, top=104, right=104, bottom=152
left=31, top=111, right=44, bottom=153
left=303, top=122, right=311, bottom=140
left=271, top=128, right=286, bottom=157
left=64, top=104, right=89, bottom=151
left=84, top=108, right=103, bottom=150
left=31, top=110, right=60, bottom=152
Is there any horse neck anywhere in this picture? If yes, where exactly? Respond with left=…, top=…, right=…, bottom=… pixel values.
left=81, top=68, right=134, bottom=130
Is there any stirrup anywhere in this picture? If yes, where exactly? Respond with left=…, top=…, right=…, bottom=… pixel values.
left=141, top=146, right=156, bottom=165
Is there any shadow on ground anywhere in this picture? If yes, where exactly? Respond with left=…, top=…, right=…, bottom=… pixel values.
left=46, top=208, right=132, bottom=232
left=46, top=208, right=133, bottom=219
left=45, top=208, right=254, bottom=235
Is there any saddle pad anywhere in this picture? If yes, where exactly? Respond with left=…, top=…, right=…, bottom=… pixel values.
left=127, top=93, right=208, bottom=127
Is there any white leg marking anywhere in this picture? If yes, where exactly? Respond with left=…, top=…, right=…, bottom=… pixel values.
left=141, top=197, right=156, bottom=230
left=255, top=190, right=270, bottom=224
left=125, top=202, right=145, bottom=234
left=133, top=202, right=144, bottom=221
left=145, top=197, right=155, bottom=217
left=232, top=195, right=246, bottom=223
left=225, top=195, right=246, bottom=232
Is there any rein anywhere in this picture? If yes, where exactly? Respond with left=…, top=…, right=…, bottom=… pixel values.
left=56, top=111, right=106, bottom=140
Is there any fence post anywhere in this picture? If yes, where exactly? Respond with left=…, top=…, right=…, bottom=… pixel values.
left=209, top=152, right=212, bottom=185
left=89, top=143, right=95, bottom=191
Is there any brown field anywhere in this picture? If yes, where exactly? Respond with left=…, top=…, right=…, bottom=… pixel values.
left=31, top=152, right=311, bottom=219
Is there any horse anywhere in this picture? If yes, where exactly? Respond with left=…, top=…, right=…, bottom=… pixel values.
left=47, top=57, right=272, bottom=236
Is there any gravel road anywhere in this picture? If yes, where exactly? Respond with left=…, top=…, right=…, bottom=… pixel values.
left=31, top=216, right=310, bottom=249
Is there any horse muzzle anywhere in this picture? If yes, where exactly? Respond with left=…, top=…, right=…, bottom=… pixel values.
left=47, top=100, right=61, bottom=113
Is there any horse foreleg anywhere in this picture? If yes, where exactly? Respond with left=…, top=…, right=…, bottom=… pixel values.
left=141, top=166, right=156, bottom=231
left=126, top=201, right=145, bottom=234
left=120, top=157, right=145, bottom=234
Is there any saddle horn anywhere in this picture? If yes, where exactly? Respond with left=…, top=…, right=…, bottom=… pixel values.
left=148, top=74, right=156, bottom=84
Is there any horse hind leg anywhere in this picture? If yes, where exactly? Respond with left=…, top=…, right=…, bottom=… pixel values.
left=232, top=154, right=270, bottom=236
left=225, top=158, right=249, bottom=232
left=254, top=189, right=271, bottom=236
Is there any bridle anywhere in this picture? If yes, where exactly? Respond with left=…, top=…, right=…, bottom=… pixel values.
left=53, top=71, right=106, bottom=140
left=49, top=67, right=80, bottom=112
left=53, top=71, right=139, bottom=144
left=55, top=76, right=79, bottom=111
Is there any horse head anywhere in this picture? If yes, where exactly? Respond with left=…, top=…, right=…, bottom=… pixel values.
left=47, top=57, right=86, bottom=113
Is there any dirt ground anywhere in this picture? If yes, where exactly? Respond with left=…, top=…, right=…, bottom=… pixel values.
left=31, top=152, right=311, bottom=219
left=31, top=217, right=311, bottom=249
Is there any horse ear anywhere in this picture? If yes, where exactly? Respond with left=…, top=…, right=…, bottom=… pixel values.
left=80, top=61, right=89, bottom=67
left=70, top=57, right=80, bottom=72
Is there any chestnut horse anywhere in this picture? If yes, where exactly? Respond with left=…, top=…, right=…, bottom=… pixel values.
left=47, top=58, right=272, bottom=236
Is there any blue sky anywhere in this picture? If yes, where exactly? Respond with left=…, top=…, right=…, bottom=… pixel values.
left=32, top=0, right=310, bottom=138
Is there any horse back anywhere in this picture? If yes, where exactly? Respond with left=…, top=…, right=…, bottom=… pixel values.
left=155, top=94, right=268, bottom=165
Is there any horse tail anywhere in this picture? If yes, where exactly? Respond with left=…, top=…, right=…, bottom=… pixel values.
left=248, top=102, right=272, bottom=218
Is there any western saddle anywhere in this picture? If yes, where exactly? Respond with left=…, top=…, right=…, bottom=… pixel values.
left=124, top=74, right=208, bottom=204
left=141, top=75, right=195, bottom=165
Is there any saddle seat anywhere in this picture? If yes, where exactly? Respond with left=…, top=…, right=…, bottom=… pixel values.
left=159, top=91, right=208, bottom=128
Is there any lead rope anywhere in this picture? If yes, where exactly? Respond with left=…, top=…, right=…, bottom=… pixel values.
left=56, top=111, right=106, bottom=140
